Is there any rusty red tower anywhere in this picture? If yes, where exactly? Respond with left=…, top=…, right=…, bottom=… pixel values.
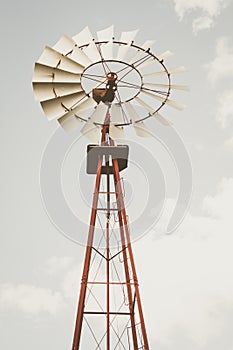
left=32, top=25, right=186, bottom=349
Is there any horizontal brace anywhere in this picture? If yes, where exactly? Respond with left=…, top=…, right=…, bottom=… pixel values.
left=84, top=311, right=132, bottom=316
left=87, top=281, right=134, bottom=285
left=96, top=208, right=119, bottom=211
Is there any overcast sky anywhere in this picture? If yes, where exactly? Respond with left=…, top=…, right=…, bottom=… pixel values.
left=1, top=0, right=233, bottom=349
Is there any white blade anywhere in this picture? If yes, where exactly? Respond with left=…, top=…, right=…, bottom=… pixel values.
left=33, top=82, right=83, bottom=101
left=33, top=63, right=81, bottom=83
left=97, top=25, right=114, bottom=42
left=129, top=40, right=155, bottom=64
left=153, top=112, right=172, bottom=126
left=109, top=124, right=124, bottom=140
left=90, top=102, right=109, bottom=124
left=38, top=46, right=84, bottom=74
left=133, top=122, right=151, bottom=137
left=137, top=50, right=174, bottom=69
left=124, top=101, right=141, bottom=122
left=135, top=96, right=154, bottom=114
left=58, top=97, right=96, bottom=120
left=40, top=91, right=86, bottom=120
left=141, top=90, right=185, bottom=110
left=80, top=120, right=100, bottom=143
left=143, top=82, right=189, bottom=91
left=53, top=34, right=92, bottom=67
left=143, top=66, right=186, bottom=77
left=136, top=57, right=157, bottom=69
left=58, top=114, right=82, bottom=133
left=110, top=103, right=124, bottom=124
left=72, top=26, right=94, bottom=46
left=99, top=41, right=114, bottom=60
left=83, top=41, right=102, bottom=62
left=117, top=29, right=139, bottom=61
left=158, top=50, right=174, bottom=61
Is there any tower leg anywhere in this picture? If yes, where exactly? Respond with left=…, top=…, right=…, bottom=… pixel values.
left=72, top=158, right=103, bottom=350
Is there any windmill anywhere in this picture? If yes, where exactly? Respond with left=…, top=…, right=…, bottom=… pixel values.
left=32, top=25, right=187, bottom=349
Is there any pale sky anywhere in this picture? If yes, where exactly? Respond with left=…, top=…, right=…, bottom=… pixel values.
left=1, top=0, right=233, bottom=349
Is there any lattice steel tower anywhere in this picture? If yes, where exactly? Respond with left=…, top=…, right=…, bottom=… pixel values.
left=32, top=25, right=186, bottom=349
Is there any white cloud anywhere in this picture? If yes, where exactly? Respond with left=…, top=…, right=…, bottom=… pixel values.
left=172, top=0, right=229, bottom=34
left=206, top=37, right=233, bottom=84
left=0, top=284, right=65, bottom=315
left=134, top=177, right=233, bottom=347
left=216, top=90, right=233, bottom=128
left=192, top=16, right=214, bottom=34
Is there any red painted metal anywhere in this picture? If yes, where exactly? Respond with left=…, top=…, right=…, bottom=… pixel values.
left=71, top=116, right=150, bottom=349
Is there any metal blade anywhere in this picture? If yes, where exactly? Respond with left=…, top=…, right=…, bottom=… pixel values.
left=143, top=82, right=189, bottom=91
left=99, top=41, right=114, bottom=60
left=33, top=63, right=81, bottom=83
left=129, top=40, right=155, bottom=64
left=153, top=112, right=172, bottom=125
left=58, top=114, right=82, bottom=133
left=110, top=103, right=124, bottom=124
left=124, top=101, right=141, bottom=122
left=109, top=124, right=124, bottom=140
left=72, top=26, right=94, bottom=46
left=80, top=120, right=101, bottom=143
left=90, top=102, right=109, bottom=124
left=58, top=97, right=96, bottom=120
left=40, top=91, right=86, bottom=120
left=136, top=50, right=173, bottom=70
left=97, top=25, right=114, bottom=42
left=158, top=50, right=174, bottom=61
left=33, top=82, right=83, bottom=101
left=143, top=66, right=186, bottom=77
left=117, top=29, right=139, bottom=61
left=140, top=90, right=185, bottom=110
left=135, top=96, right=154, bottom=114
left=53, top=34, right=92, bottom=67
left=38, top=46, right=85, bottom=74
left=83, top=41, right=102, bottom=62
left=133, top=122, right=151, bottom=137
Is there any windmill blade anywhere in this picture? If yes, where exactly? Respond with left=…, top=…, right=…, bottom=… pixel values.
left=124, top=101, right=141, bottom=123
left=140, top=90, right=185, bottom=110
left=117, top=29, right=139, bottom=61
left=99, top=41, right=114, bottom=60
left=110, top=103, right=124, bottom=124
left=153, top=112, right=172, bottom=126
left=80, top=120, right=100, bottom=142
left=83, top=41, right=102, bottom=63
left=58, top=97, right=96, bottom=132
left=136, top=51, right=173, bottom=69
left=97, top=25, right=114, bottom=42
left=129, top=40, right=155, bottom=64
left=72, top=26, right=94, bottom=46
left=143, top=66, right=186, bottom=77
left=109, top=124, right=124, bottom=140
left=158, top=50, right=174, bottom=61
left=53, top=35, right=92, bottom=67
left=58, top=114, right=82, bottom=133
left=133, top=122, right=151, bottom=137
left=143, top=82, right=189, bottom=91
left=33, top=82, right=83, bottom=101
left=90, top=102, right=109, bottom=124
left=33, top=63, right=82, bottom=83
left=135, top=96, right=154, bottom=114
left=58, top=97, right=96, bottom=121
left=37, top=46, right=85, bottom=74
left=40, top=91, right=86, bottom=120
